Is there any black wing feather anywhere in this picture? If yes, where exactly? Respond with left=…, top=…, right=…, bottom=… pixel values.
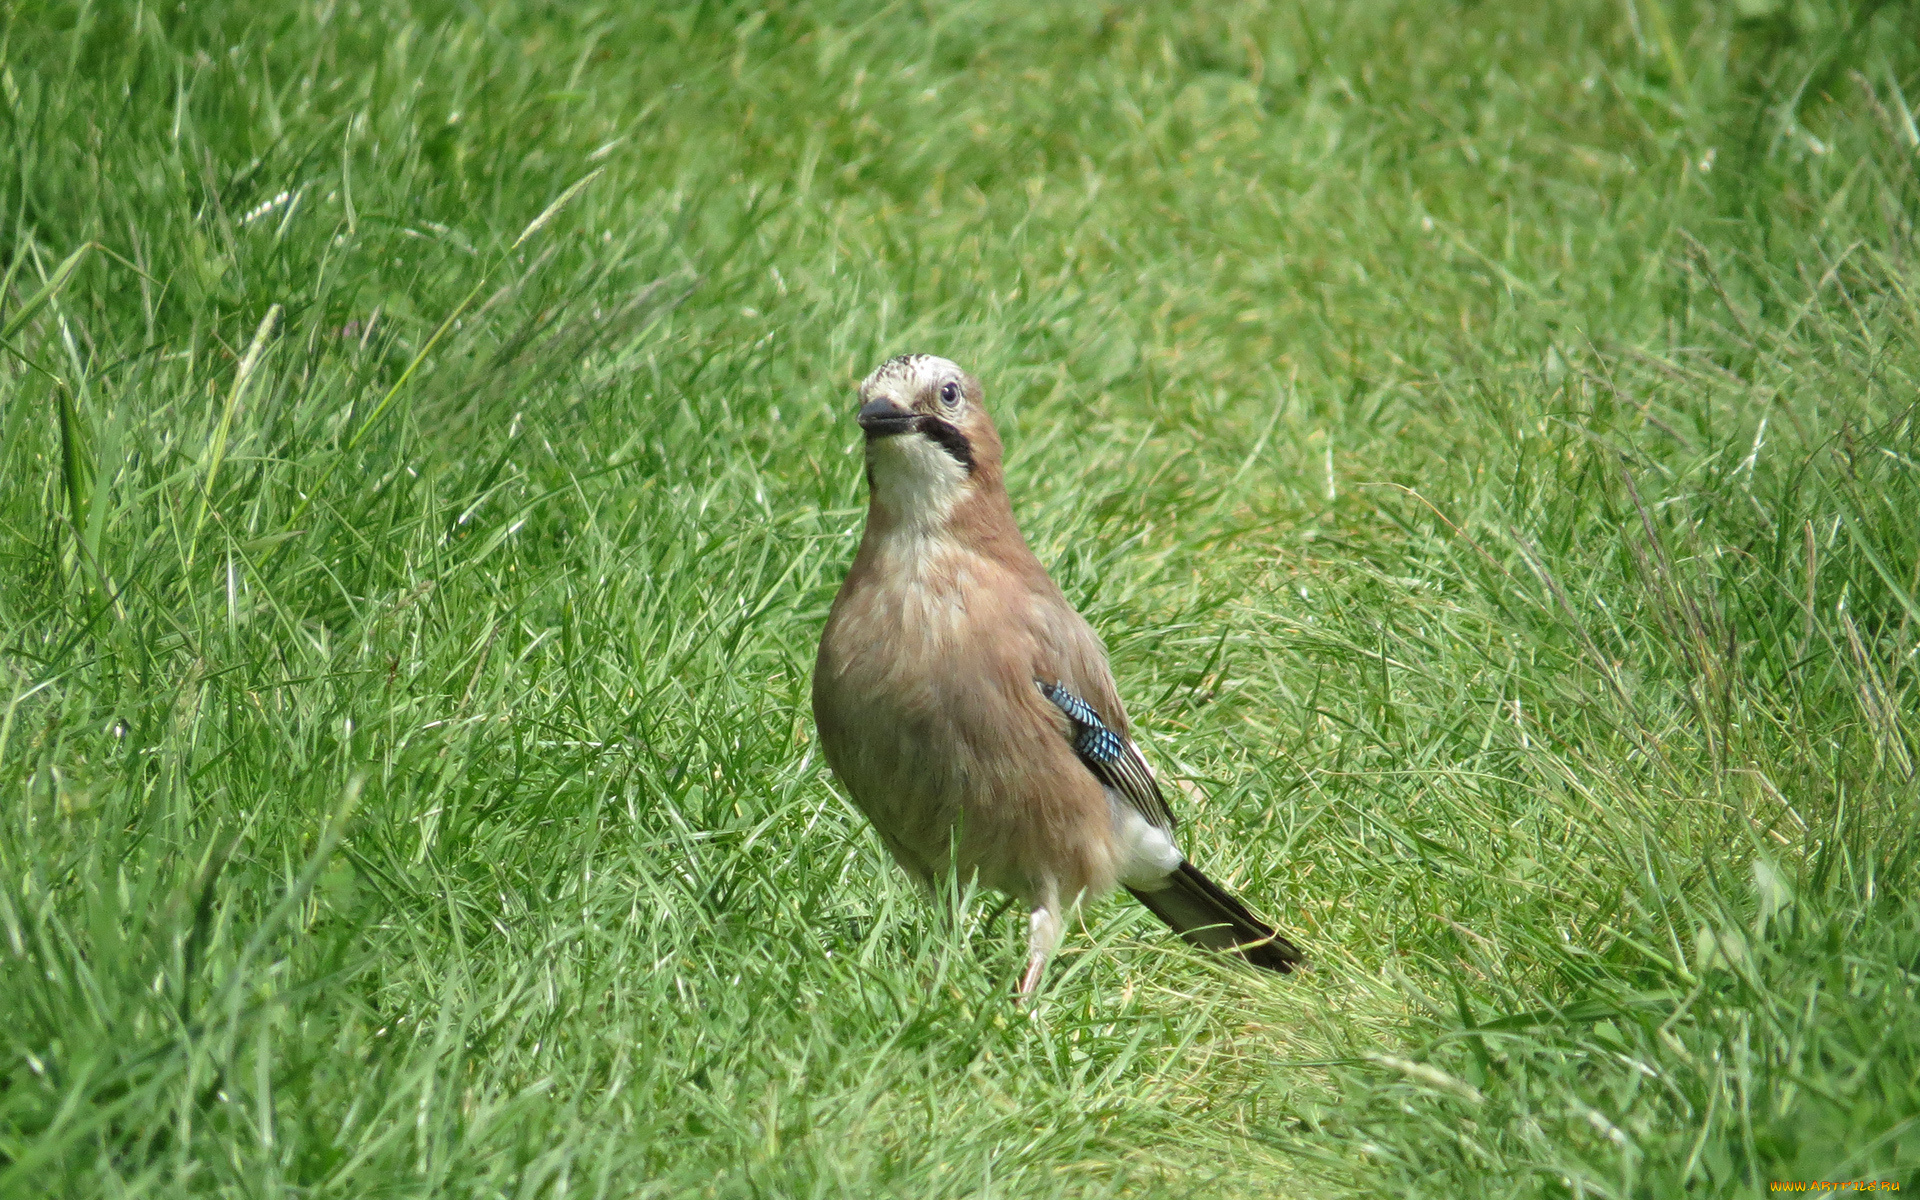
left=1036, top=680, right=1176, bottom=831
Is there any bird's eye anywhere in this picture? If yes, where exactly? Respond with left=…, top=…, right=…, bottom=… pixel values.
left=939, top=382, right=961, bottom=407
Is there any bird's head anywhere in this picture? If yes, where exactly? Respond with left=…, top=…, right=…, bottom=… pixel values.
left=854, top=354, right=1003, bottom=521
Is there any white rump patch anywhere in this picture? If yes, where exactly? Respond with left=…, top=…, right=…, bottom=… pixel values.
left=1111, top=799, right=1182, bottom=890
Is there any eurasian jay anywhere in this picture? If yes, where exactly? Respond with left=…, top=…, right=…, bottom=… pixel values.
left=812, top=353, right=1304, bottom=996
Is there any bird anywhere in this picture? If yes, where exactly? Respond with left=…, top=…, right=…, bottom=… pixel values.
left=811, top=353, right=1304, bottom=996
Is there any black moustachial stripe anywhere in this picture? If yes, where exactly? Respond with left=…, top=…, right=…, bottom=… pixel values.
left=914, top=415, right=974, bottom=472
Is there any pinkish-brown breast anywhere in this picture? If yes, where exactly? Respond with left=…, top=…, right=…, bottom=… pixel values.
left=812, top=530, right=1128, bottom=906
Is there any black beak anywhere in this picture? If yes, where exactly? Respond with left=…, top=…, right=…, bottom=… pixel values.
left=857, top=397, right=919, bottom=439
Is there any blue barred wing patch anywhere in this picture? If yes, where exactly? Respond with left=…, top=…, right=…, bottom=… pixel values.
left=1040, top=683, right=1126, bottom=763
left=1036, top=680, right=1175, bottom=831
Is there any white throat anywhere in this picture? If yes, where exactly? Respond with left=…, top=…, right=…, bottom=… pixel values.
left=866, top=433, right=970, bottom=534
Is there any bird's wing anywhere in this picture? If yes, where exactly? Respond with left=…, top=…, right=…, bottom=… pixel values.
left=1016, top=571, right=1177, bottom=830
left=1034, top=678, right=1176, bottom=832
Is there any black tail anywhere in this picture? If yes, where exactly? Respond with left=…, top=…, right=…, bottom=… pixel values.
left=1127, top=861, right=1304, bottom=973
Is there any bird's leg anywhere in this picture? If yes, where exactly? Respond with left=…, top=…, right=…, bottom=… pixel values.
left=1016, top=904, right=1061, bottom=1001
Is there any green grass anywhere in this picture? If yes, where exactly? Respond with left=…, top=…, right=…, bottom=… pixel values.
left=3, top=0, right=1918, bottom=1195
